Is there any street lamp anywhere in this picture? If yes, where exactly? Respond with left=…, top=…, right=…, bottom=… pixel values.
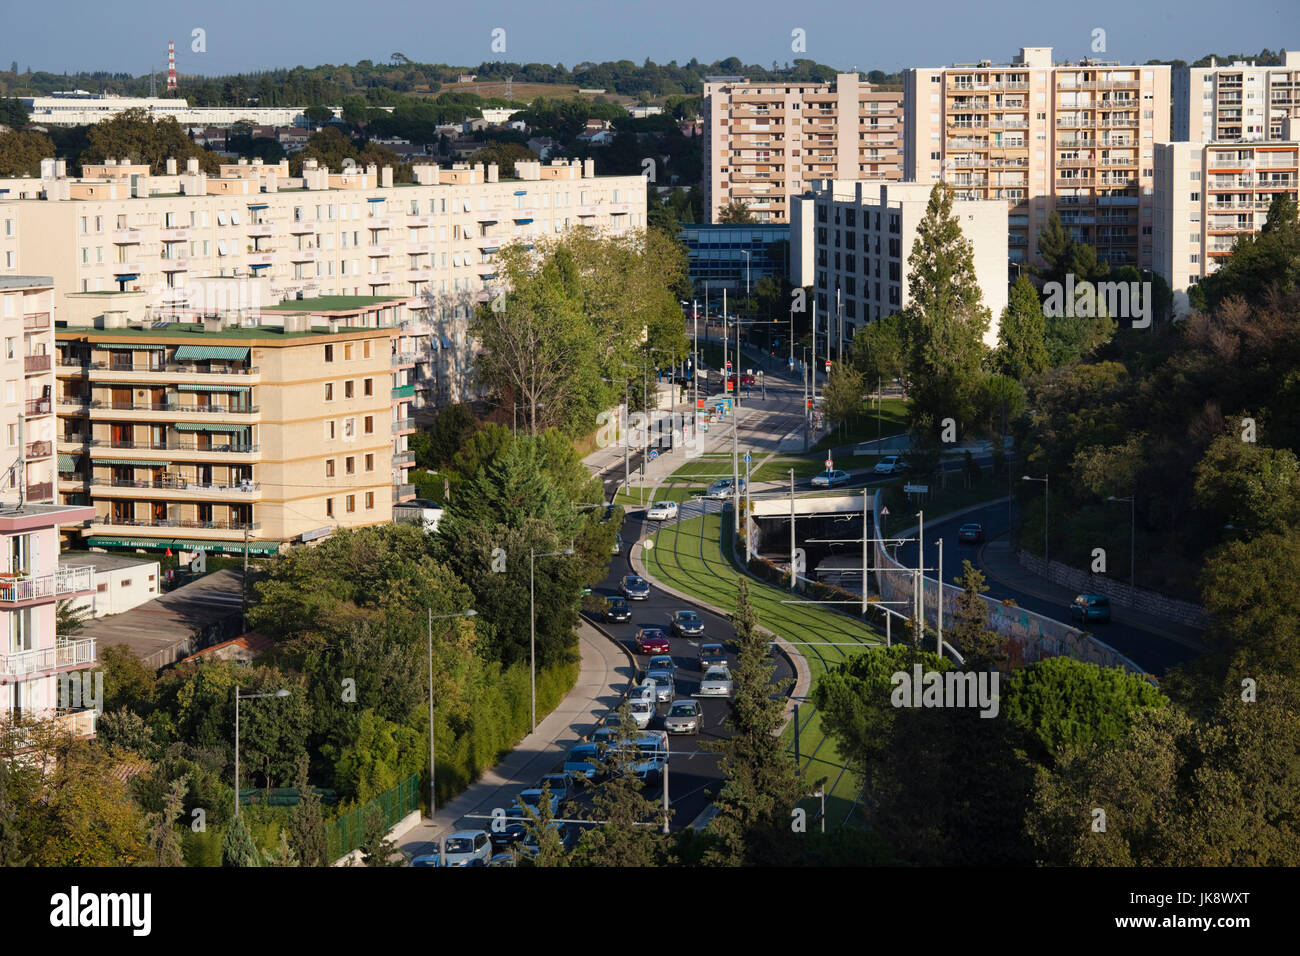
left=529, top=547, right=575, bottom=731
left=233, top=687, right=290, bottom=818
left=1106, top=495, right=1136, bottom=588
left=427, top=608, right=476, bottom=817
left=1022, top=474, right=1049, bottom=565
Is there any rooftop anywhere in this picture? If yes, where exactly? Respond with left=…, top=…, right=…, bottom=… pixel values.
left=0, top=275, right=54, bottom=290
left=56, top=321, right=385, bottom=341
left=263, top=295, right=407, bottom=313
left=59, top=550, right=161, bottom=572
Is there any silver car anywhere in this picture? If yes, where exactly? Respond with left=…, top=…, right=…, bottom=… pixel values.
left=646, top=669, right=675, bottom=703
left=697, top=665, right=733, bottom=698
left=664, top=699, right=702, bottom=735
left=431, top=830, right=492, bottom=866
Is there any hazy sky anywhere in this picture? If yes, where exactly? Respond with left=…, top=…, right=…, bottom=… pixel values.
left=3, top=0, right=1296, bottom=77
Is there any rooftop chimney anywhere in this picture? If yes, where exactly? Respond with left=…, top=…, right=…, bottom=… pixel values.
left=487, top=163, right=499, bottom=183
left=583, top=158, right=595, bottom=178
left=165, top=157, right=177, bottom=175
left=186, top=157, right=200, bottom=174
left=381, top=165, right=393, bottom=188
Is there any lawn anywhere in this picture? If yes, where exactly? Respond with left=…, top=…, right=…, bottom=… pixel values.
left=875, top=469, right=1014, bottom=529
left=812, top=397, right=910, bottom=451
left=642, top=507, right=884, bottom=828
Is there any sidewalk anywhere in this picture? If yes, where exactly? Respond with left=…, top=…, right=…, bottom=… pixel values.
left=398, top=619, right=633, bottom=856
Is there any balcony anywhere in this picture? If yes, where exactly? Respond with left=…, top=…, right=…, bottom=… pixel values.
left=367, top=244, right=394, bottom=258
left=111, top=262, right=143, bottom=276
left=246, top=223, right=275, bottom=238
left=394, top=483, right=416, bottom=500
left=88, top=439, right=260, bottom=454
left=88, top=478, right=260, bottom=495
left=408, top=213, right=437, bottom=226
left=24, top=398, right=51, bottom=416
left=393, top=450, right=415, bottom=466
left=53, top=710, right=98, bottom=738
left=160, top=227, right=190, bottom=242
left=366, top=272, right=394, bottom=285
left=25, top=440, right=52, bottom=459
left=392, top=417, right=414, bottom=433
left=0, top=567, right=96, bottom=606
left=160, top=258, right=190, bottom=272
left=24, top=354, right=52, bottom=373
left=367, top=216, right=393, bottom=230
left=88, top=400, right=258, bottom=415
left=88, top=362, right=257, bottom=378
left=288, top=247, right=318, bottom=262
left=112, top=229, right=142, bottom=244
left=25, top=481, right=53, bottom=500
left=23, top=312, right=51, bottom=331
left=288, top=219, right=316, bottom=233
left=247, top=251, right=275, bottom=267
left=92, top=518, right=260, bottom=532
left=476, top=209, right=503, bottom=222
left=0, top=637, right=96, bottom=678
left=391, top=353, right=416, bottom=367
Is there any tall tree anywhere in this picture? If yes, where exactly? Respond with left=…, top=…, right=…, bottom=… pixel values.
left=287, top=755, right=328, bottom=867
left=221, top=812, right=261, bottom=867
left=995, top=274, right=1050, bottom=378
left=850, top=314, right=905, bottom=388
left=716, top=200, right=757, bottom=224
left=822, top=360, right=864, bottom=439
left=145, top=773, right=189, bottom=867
left=948, top=560, right=1006, bottom=669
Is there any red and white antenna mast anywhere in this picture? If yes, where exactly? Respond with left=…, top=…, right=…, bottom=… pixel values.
left=166, top=41, right=177, bottom=91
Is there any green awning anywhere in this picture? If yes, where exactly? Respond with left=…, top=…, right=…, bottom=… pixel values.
left=85, top=536, right=281, bottom=556
left=90, top=458, right=170, bottom=467
left=391, top=384, right=415, bottom=399
left=173, top=422, right=240, bottom=432
left=173, top=345, right=250, bottom=361
left=86, top=536, right=168, bottom=549
left=176, top=384, right=250, bottom=392
left=57, top=454, right=79, bottom=471
left=100, top=343, right=166, bottom=350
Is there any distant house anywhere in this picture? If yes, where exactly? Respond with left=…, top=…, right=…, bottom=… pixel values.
left=577, top=129, right=614, bottom=146
left=584, top=119, right=611, bottom=132
left=527, top=136, right=558, bottom=161
left=678, top=119, right=703, bottom=137
left=627, top=105, right=664, bottom=118
left=181, top=632, right=274, bottom=666
left=457, top=74, right=477, bottom=83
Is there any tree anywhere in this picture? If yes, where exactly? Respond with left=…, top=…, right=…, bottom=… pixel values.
left=1199, top=526, right=1300, bottom=677
left=0, top=129, right=55, bottom=176
left=97, top=707, right=157, bottom=759
left=948, top=561, right=1006, bottom=669
left=519, top=780, right=568, bottom=867
left=0, top=758, right=28, bottom=866
left=100, top=643, right=157, bottom=715
left=145, top=774, right=188, bottom=867
left=262, top=829, right=301, bottom=867
left=0, top=96, right=30, bottom=129
left=55, top=599, right=92, bottom=639
left=303, top=105, right=334, bottom=125
left=81, top=108, right=219, bottom=174
left=995, top=274, right=1050, bottom=378
left=716, top=199, right=757, bottom=224
left=287, top=754, right=328, bottom=867
left=850, top=314, right=905, bottom=388
left=900, top=183, right=992, bottom=428
left=822, top=360, right=864, bottom=439
left=1193, top=430, right=1300, bottom=535
left=221, top=813, right=261, bottom=867
left=704, top=578, right=802, bottom=865
left=359, top=803, right=404, bottom=866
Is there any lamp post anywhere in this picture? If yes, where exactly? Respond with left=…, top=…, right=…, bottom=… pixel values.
left=1022, top=474, right=1049, bottom=565
left=427, top=608, right=476, bottom=817
left=529, top=547, right=575, bottom=731
left=233, top=687, right=290, bottom=818
left=1107, top=494, right=1136, bottom=588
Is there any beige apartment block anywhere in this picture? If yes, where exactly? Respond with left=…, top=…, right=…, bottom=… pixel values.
left=905, top=47, right=1169, bottom=271
left=54, top=293, right=421, bottom=557
left=1173, top=51, right=1300, bottom=143
left=703, top=73, right=903, bottom=224
left=792, top=181, right=1008, bottom=347
left=0, top=277, right=58, bottom=506
left=1153, top=140, right=1299, bottom=317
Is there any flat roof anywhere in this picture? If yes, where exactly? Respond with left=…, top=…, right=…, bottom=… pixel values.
left=263, top=295, right=407, bottom=312
left=0, top=275, right=54, bottom=290
left=60, top=550, right=160, bottom=572
left=56, top=321, right=389, bottom=342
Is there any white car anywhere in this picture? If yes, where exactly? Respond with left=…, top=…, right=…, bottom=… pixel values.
left=629, top=699, right=655, bottom=729
left=631, top=679, right=658, bottom=706
left=704, top=478, right=746, bottom=500
left=872, top=456, right=909, bottom=475
left=811, top=469, right=850, bottom=488
left=431, top=830, right=493, bottom=867
left=697, top=665, right=734, bottom=698
left=646, top=500, right=679, bottom=521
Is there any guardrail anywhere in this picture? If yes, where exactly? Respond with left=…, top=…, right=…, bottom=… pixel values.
left=0, top=565, right=95, bottom=603
left=0, top=637, right=96, bottom=676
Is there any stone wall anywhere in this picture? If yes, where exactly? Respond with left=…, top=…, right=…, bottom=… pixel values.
left=1016, top=551, right=1207, bottom=630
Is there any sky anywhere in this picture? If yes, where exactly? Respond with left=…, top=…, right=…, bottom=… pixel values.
left=2, top=0, right=1296, bottom=78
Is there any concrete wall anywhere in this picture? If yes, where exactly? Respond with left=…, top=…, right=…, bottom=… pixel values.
left=1016, top=549, right=1207, bottom=630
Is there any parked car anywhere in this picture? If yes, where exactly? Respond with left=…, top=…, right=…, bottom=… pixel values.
left=564, top=743, right=603, bottom=781
left=664, top=699, right=702, bottom=735
left=539, top=774, right=572, bottom=804
left=872, top=456, right=909, bottom=475
left=726, top=373, right=756, bottom=388
left=622, top=575, right=651, bottom=600
left=1070, top=593, right=1111, bottom=625
left=646, top=669, right=675, bottom=702
left=957, top=523, right=984, bottom=544
left=515, top=788, right=560, bottom=818
left=811, top=469, right=851, bottom=488
left=698, top=643, right=727, bottom=669
left=604, top=596, right=632, bottom=623
left=438, top=830, right=493, bottom=866
left=647, top=654, right=676, bottom=676
left=488, top=808, right=529, bottom=849
left=704, top=477, right=746, bottom=499
left=629, top=698, right=655, bottom=729
left=612, top=534, right=622, bottom=555
left=671, top=609, right=706, bottom=638
left=624, top=730, right=669, bottom=779
left=646, top=500, right=679, bottom=521
left=636, top=627, right=672, bottom=655
left=697, top=665, right=734, bottom=698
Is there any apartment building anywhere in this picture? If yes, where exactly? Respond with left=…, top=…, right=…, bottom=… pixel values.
left=792, top=181, right=1008, bottom=346
left=53, top=293, right=418, bottom=556
left=0, top=277, right=58, bottom=506
left=1173, top=51, right=1300, bottom=142
left=904, top=47, right=1170, bottom=270
left=703, top=74, right=903, bottom=224
left=18, top=92, right=323, bottom=128
left=0, top=502, right=99, bottom=740
left=1153, top=139, right=1300, bottom=317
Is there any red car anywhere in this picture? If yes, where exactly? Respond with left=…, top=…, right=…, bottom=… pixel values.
left=726, top=373, right=757, bottom=387
left=636, top=628, right=672, bottom=655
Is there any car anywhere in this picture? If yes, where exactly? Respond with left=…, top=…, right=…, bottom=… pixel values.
left=436, top=830, right=493, bottom=866
left=409, top=853, right=442, bottom=867
left=704, top=477, right=746, bottom=499
left=612, top=535, right=622, bottom=555
left=488, top=808, right=529, bottom=849
left=604, top=596, right=632, bottom=623
left=726, top=373, right=757, bottom=388
left=486, top=852, right=520, bottom=867
left=629, top=680, right=658, bottom=707
left=957, top=523, right=984, bottom=544
left=636, top=627, right=672, bottom=655
left=622, top=730, right=669, bottom=780
left=592, top=725, right=624, bottom=750
left=811, top=469, right=851, bottom=488
left=698, top=643, right=727, bottom=669
left=621, top=575, right=651, bottom=600
left=697, top=665, right=734, bottom=698
left=646, top=500, right=679, bottom=521
left=518, top=820, right=580, bottom=854
left=663, top=699, right=702, bottom=735
left=581, top=584, right=593, bottom=596
left=564, top=743, right=603, bottom=781
left=539, top=773, right=572, bottom=804
left=515, top=788, right=560, bottom=819
left=872, top=455, right=910, bottom=475
left=629, top=698, right=655, bottom=729
left=1069, top=593, right=1111, bottom=625
left=646, top=669, right=675, bottom=702
left=647, top=654, right=676, bottom=676
left=671, top=609, right=705, bottom=638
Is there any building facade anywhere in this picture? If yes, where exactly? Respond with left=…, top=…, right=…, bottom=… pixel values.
left=18, top=92, right=328, bottom=128
left=1172, top=52, right=1300, bottom=143
left=1153, top=139, right=1300, bottom=317
left=904, top=47, right=1170, bottom=270
left=678, top=223, right=791, bottom=297
left=0, top=277, right=58, bottom=507
left=703, top=74, right=904, bottom=224
left=793, top=181, right=1009, bottom=346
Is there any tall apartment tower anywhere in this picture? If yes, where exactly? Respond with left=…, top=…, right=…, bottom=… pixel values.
left=1172, top=51, right=1300, bottom=142
left=904, top=47, right=1170, bottom=271
left=703, top=74, right=903, bottom=224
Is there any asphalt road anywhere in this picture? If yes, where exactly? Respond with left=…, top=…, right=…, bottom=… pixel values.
left=890, top=501, right=1200, bottom=675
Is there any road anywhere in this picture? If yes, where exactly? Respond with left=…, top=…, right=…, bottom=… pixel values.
left=890, top=501, right=1202, bottom=675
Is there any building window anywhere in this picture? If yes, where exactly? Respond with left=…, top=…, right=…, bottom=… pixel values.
left=365, top=492, right=375, bottom=509
left=346, top=456, right=355, bottom=475
left=345, top=380, right=355, bottom=398
left=325, top=344, right=335, bottom=363
left=346, top=495, right=356, bottom=513
left=326, top=421, right=336, bottom=440
left=344, top=344, right=354, bottom=360
left=121, top=579, right=132, bottom=588
left=326, top=498, right=334, bottom=517
left=326, top=459, right=335, bottom=477
left=365, top=453, right=374, bottom=471
left=364, top=378, right=373, bottom=396
left=364, top=416, right=374, bottom=434
left=325, top=382, right=334, bottom=401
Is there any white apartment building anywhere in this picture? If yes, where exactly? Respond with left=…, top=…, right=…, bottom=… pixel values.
left=0, top=277, right=58, bottom=506
left=18, top=92, right=327, bottom=128
left=904, top=47, right=1169, bottom=271
left=1172, top=51, right=1300, bottom=143
left=1153, top=139, right=1300, bottom=317
left=792, top=181, right=1009, bottom=347
left=703, top=74, right=904, bottom=224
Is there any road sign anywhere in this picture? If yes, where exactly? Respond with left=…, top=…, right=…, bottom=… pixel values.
left=788, top=357, right=795, bottom=368
left=903, top=484, right=929, bottom=494
left=744, top=452, right=751, bottom=463
left=746, top=368, right=753, bottom=376
left=824, top=360, right=832, bottom=372
left=824, top=458, right=833, bottom=470
left=879, top=506, right=890, bottom=517
left=725, top=360, right=732, bottom=370
left=725, top=380, right=733, bottom=391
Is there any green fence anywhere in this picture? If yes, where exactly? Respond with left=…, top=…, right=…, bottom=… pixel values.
left=327, top=774, right=420, bottom=863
